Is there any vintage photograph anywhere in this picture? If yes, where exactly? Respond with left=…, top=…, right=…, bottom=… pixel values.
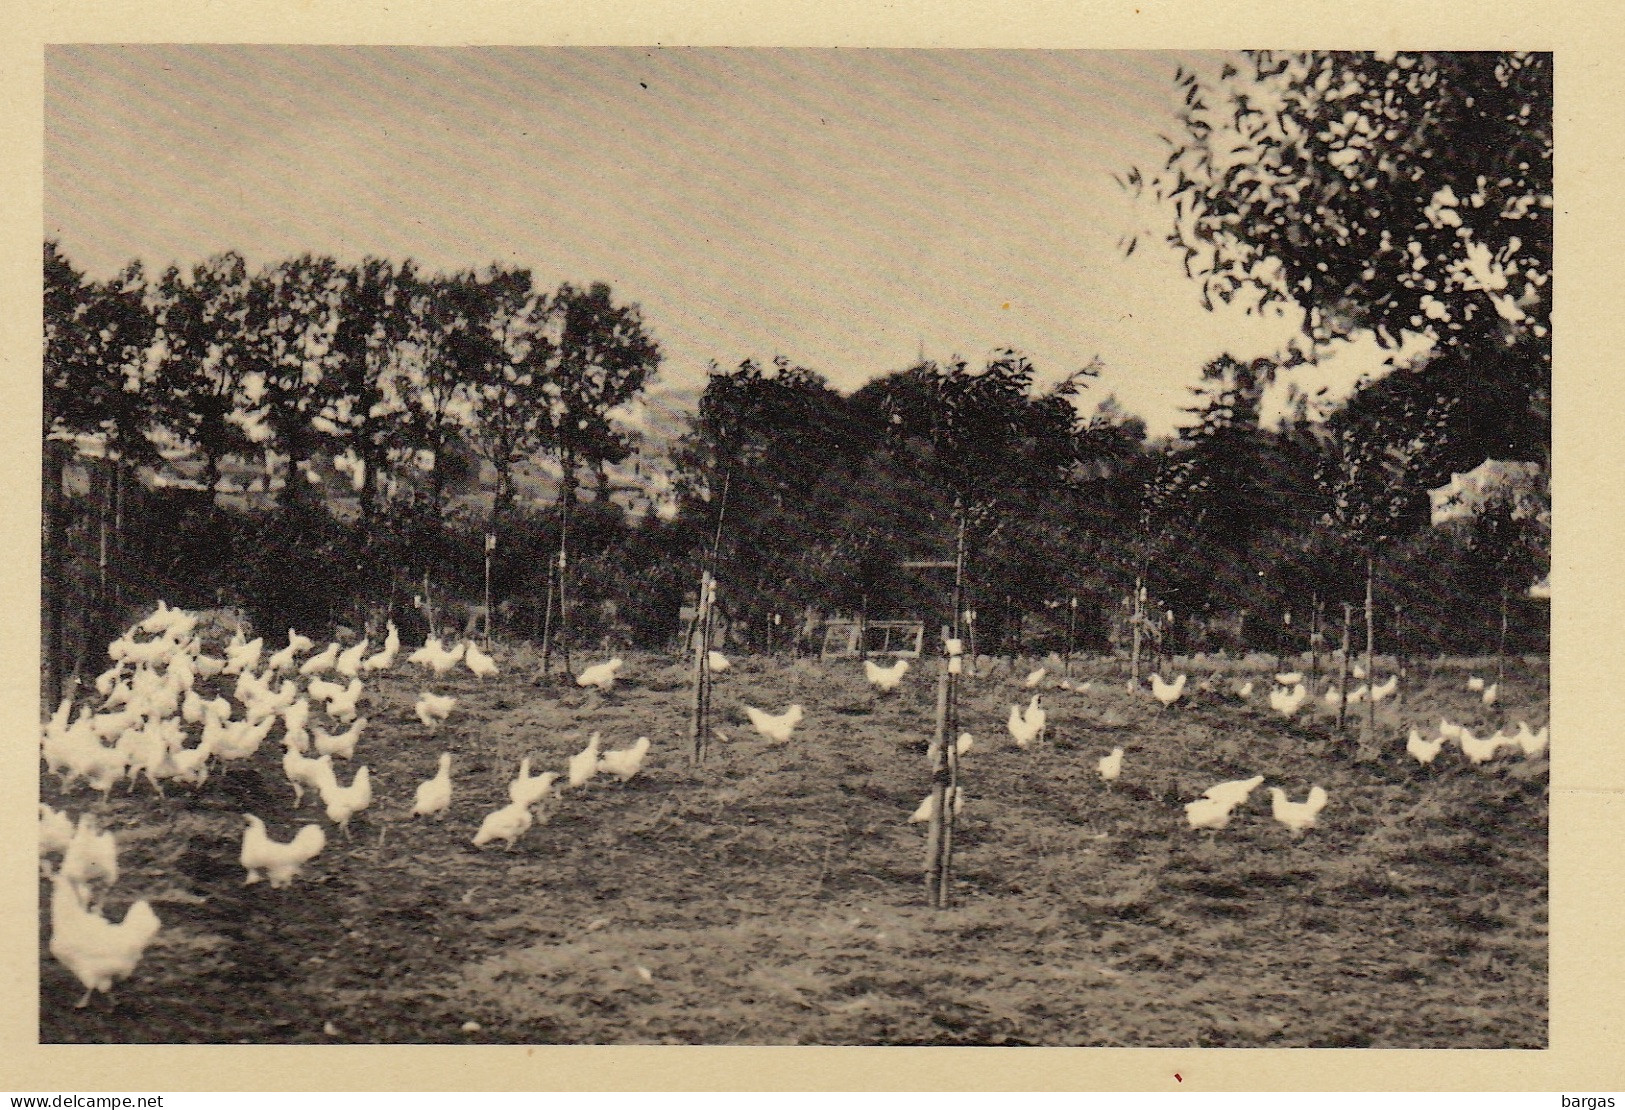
left=39, top=46, right=1550, bottom=1047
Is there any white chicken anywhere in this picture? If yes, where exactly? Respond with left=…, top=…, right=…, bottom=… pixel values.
left=744, top=703, right=804, bottom=744
left=707, top=650, right=731, bottom=673
left=1406, top=728, right=1447, bottom=766
left=1439, top=718, right=1465, bottom=742
left=1201, top=774, right=1266, bottom=811
left=956, top=732, right=974, bottom=757
left=464, top=642, right=499, bottom=680
left=429, top=641, right=467, bottom=677
left=1235, top=680, right=1255, bottom=699
left=1023, top=667, right=1047, bottom=689
left=1097, top=747, right=1124, bottom=785
left=320, top=765, right=373, bottom=837
left=407, top=634, right=449, bottom=669
left=415, top=692, right=457, bottom=730
left=864, top=657, right=910, bottom=692
left=1369, top=675, right=1399, bottom=703
left=299, top=642, right=342, bottom=677
left=1007, top=695, right=1045, bottom=749
left=1514, top=721, right=1550, bottom=759
left=598, top=736, right=652, bottom=782
left=1458, top=727, right=1507, bottom=766
left=1269, top=786, right=1329, bottom=835
left=411, top=753, right=454, bottom=819
left=60, top=814, right=119, bottom=903
left=313, top=718, right=368, bottom=760
left=49, top=873, right=162, bottom=1007
left=1467, top=676, right=1486, bottom=692
left=39, top=804, right=76, bottom=863
left=283, top=696, right=312, bottom=738
left=1151, top=673, right=1187, bottom=707
left=266, top=630, right=315, bottom=673
left=1482, top=683, right=1499, bottom=706
left=240, top=816, right=326, bottom=888
left=324, top=678, right=365, bottom=723
left=472, top=801, right=534, bottom=850
left=568, top=732, right=603, bottom=788
left=908, top=786, right=965, bottom=823
left=1275, top=672, right=1302, bottom=686
left=362, top=622, right=400, bottom=672
left=576, top=657, right=624, bottom=691
left=334, top=639, right=370, bottom=679
left=1184, top=796, right=1239, bottom=832
left=305, top=676, right=345, bottom=704
left=224, top=634, right=264, bottom=676
left=509, top=759, right=562, bottom=808
left=282, top=744, right=335, bottom=807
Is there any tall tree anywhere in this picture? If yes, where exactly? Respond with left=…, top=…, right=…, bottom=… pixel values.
left=1137, top=51, right=1551, bottom=470
left=240, top=254, right=345, bottom=509
left=453, top=266, right=554, bottom=530
left=537, top=281, right=662, bottom=505
left=150, top=252, right=255, bottom=499
left=321, top=257, right=419, bottom=523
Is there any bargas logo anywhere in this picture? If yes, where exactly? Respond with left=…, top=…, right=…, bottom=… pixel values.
left=1561, top=1098, right=1616, bottom=1109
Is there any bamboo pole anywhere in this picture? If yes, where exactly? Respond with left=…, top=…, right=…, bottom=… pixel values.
left=1337, top=603, right=1353, bottom=733
left=937, top=512, right=968, bottom=909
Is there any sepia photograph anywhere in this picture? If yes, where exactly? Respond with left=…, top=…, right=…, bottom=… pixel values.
left=35, top=40, right=1558, bottom=1056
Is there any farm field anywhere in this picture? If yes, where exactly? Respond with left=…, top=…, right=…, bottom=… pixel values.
left=39, top=635, right=1548, bottom=1047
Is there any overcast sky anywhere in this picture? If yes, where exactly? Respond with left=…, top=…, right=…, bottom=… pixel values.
left=45, top=45, right=1398, bottom=437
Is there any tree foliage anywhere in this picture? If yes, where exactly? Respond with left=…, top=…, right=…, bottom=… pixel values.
left=1140, top=51, right=1552, bottom=469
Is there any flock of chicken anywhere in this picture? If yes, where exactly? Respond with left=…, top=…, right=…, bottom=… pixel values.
left=37, top=602, right=648, bottom=1007
left=38, top=600, right=1549, bottom=1012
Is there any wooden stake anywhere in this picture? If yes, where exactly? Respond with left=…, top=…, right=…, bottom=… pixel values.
left=1365, top=555, right=1376, bottom=742
left=1064, top=596, right=1078, bottom=678
left=1129, top=575, right=1145, bottom=692
left=1497, top=585, right=1509, bottom=686
left=1337, top=603, right=1353, bottom=733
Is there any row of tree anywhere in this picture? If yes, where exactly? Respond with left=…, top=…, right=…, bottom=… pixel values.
left=41, top=49, right=1551, bottom=683
left=45, top=245, right=661, bottom=531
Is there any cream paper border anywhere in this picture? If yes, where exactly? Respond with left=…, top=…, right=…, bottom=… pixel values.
left=2, top=0, right=1620, bottom=1092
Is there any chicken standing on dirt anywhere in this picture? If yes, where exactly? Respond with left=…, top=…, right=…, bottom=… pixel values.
left=576, top=658, right=624, bottom=692
left=415, top=692, right=457, bottom=731
left=509, top=759, right=561, bottom=808
left=49, top=873, right=161, bottom=1008
left=598, top=736, right=652, bottom=783
left=744, top=704, right=804, bottom=744
left=1269, top=786, right=1329, bottom=835
left=240, top=816, right=326, bottom=887
left=1008, top=696, right=1044, bottom=749
left=568, top=732, right=603, bottom=788
left=321, top=765, right=373, bottom=838
left=411, top=753, right=454, bottom=819
left=864, top=658, right=910, bottom=692
left=472, top=800, right=534, bottom=850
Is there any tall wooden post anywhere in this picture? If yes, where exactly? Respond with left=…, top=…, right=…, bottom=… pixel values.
left=1064, top=596, right=1078, bottom=677
left=1497, top=586, right=1509, bottom=686
left=1337, top=602, right=1353, bottom=733
left=483, top=532, right=495, bottom=650
left=1364, top=556, right=1376, bottom=741
left=1129, top=576, right=1145, bottom=691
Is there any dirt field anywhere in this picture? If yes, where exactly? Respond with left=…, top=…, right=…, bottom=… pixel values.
left=40, top=645, right=1548, bottom=1046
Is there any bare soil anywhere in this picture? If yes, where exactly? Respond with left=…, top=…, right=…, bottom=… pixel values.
left=40, top=648, right=1547, bottom=1046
